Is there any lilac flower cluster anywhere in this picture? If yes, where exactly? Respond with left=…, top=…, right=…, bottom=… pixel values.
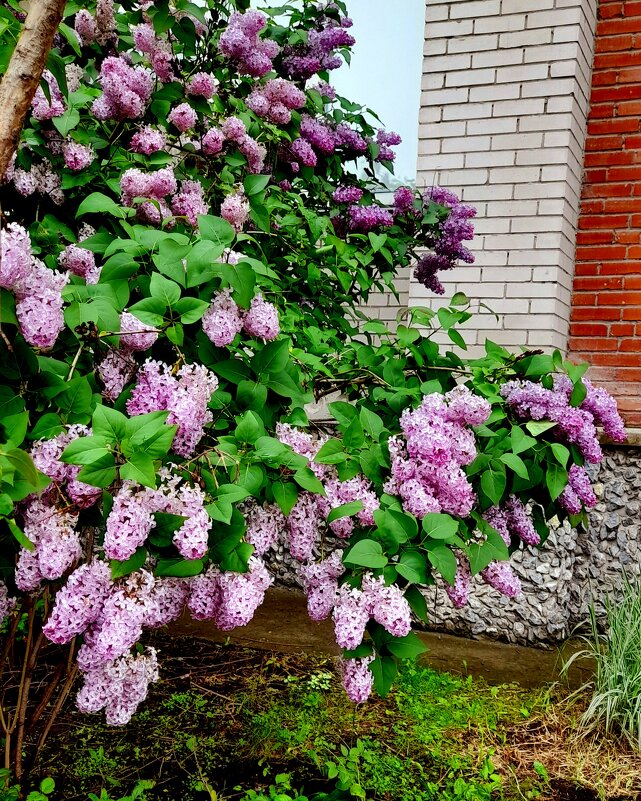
left=130, top=126, right=166, bottom=155
left=282, top=13, right=355, bottom=80
left=31, top=424, right=101, bottom=509
left=484, top=497, right=540, bottom=547
left=220, top=189, right=250, bottom=232
left=340, top=656, right=374, bottom=703
left=133, top=22, right=174, bottom=83
left=500, top=375, right=625, bottom=465
left=58, top=244, right=101, bottom=284
left=171, top=180, right=209, bottom=227
left=300, top=551, right=345, bottom=621
left=92, top=57, right=154, bottom=121
left=96, top=311, right=158, bottom=401
left=347, top=205, right=394, bottom=233
left=333, top=186, right=363, bottom=204
left=0, top=223, right=69, bottom=349
left=244, top=503, right=285, bottom=555
left=74, top=9, right=97, bottom=45
left=0, top=581, right=16, bottom=627
left=120, top=166, right=176, bottom=225
left=62, top=142, right=94, bottom=171
left=393, top=186, right=416, bottom=215
left=317, top=475, right=379, bottom=538
left=168, top=103, right=198, bottom=133
left=415, top=187, right=477, bottom=295
left=15, top=497, right=80, bottom=591
left=76, top=647, right=159, bottom=726
left=246, top=79, right=306, bottom=125
left=333, top=573, right=411, bottom=649
left=43, top=561, right=112, bottom=643
left=187, top=72, right=218, bottom=99
left=444, top=555, right=471, bottom=609
left=218, top=10, right=279, bottom=77
left=202, top=288, right=280, bottom=346
left=31, top=71, right=65, bottom=120
left=187, top=557, right=272, bottom=629
left=153, top=470, right=212, bottom=559
left=127, top=360, right=219, bottom=456
left=384, top=386, right=490, bottom=518
left=375, top=129, right=402, bottom=162
left=560, top=464, right=597, bottom=514
left=11, top=160, right=64, bottom=205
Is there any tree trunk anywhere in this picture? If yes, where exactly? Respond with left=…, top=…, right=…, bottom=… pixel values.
left=0, top=0, right=67, bottom=180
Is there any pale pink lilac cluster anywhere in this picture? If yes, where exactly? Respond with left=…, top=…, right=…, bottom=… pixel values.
left=153, top=470, right=212, bottom=559
left=218, top=10, right=279, bottom=77
left=202, top=289, right=280, bottom=346
left=167, top=103, right=198, bottom=133
left=12, top=161, right=64, bottom=205
left=58, top=243, right=101, bottom=284
left=560, top=464, right=598, bottom=514
left=333, top=573, right=411, bottom=650
left=43, top=561, right=112, bottom=643
left=77, top=570, right=155, bottom=670
left=384, top=386, right=491, bottom=519
left=444, top=554, right=471, bottom=609
left=244, top=503, right=285, bottom=555
left=120, top=166, right=177, bottom=225
left=31, top=424, right=101, bottom=509
left=0, top=581, right=16, bottom=627
left=92, top=57, right=154, bottom=121
left=415, top=187, right=477, bottom=295
left=220, top=117, right=267, bottom=173
left=95, top=0, right=117, bottom=45
left=246, top=79, right=306, bottom=125
left=187, top=72, right=218, bottom=99
left=142, top=577, right=191, bottom=629
left=74, top=9, right=97, bottom=45
left=282, top=12, right=354, bottom=79
left=97, top=311, right=157, bottom=401
left=0, top=223, right=68, bottom=348
left=132, top=22, right=174, bottom=82
left=130, top=127, right=166, bottom=155
left=483, top=498, right=540, bottom=547
left=375, top=129, right=402, bottom=163
left=242, top=294, right=280, bottom=340
left=62, top=142, right=94, bottom=171
left=340, top=656, right=374, bottom=703
left=317, top=476, right=379, bottom=538
left=299, top=551, right=345, bottom=621
left=187, top=557, right=272, bottom=629
left=127, top=360, right=219, bottom=457
left=104, top=482, right=156, bottom=561
left=501, top=376, right=625, bottom=465
left=220, top=189, right=250, bottom=232
left=171, top=180, right=209, bottom=227
left=76, top=646, right=159, bottom=726
left=31, top=71, right=65, bottom=120
left=15, top=497, right=80, bottom=590
left=284, top=492, right=324, bottom=562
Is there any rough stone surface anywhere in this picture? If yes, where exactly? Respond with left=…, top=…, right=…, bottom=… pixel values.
left=267, top=445, right=640, bottom=648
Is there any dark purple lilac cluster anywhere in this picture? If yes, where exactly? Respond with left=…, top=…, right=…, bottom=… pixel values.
left=282, top=10, right=355, bottom=80
left=415, top=186, right=477, bottom=295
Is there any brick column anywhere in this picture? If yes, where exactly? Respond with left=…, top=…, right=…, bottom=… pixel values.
left=414, top=0, right=598, bottom=352
left=570, top=0, right=641, bottom=427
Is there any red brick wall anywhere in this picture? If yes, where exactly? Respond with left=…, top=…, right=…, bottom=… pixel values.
left=570, top=0, right=641, bottom=427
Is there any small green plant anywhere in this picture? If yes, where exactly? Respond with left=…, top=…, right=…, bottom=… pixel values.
left=566, top=576, right=641, bottom=748
left=240, top=773, right=310, bottom=801
left=86, top=780, right=155, bottom=801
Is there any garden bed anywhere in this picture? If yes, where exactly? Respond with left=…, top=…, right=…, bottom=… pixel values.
left=30, top=633, right=641, bottom=801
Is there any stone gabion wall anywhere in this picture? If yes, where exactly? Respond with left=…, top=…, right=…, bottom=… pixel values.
left=268, top=444, right=641, bottom=648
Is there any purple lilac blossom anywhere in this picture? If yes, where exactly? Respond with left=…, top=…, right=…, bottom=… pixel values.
left=92, top=57, right=153, bottom=121
left=76, top=647, right=159, bottom=726
left=63, top=142, right=94, bottom=171
left=0, top=222, right=32, bottom=289
left=444, top=554, right=471, bottom=608
left=244, top=503, right=285, bottom=555
left=220, top=190, right=250, bottom=232
left=14, top=261, right=69, bottom=349
left=58, top=244, right=100, bottom=284
left=202, top=289, right=244, bottom=346
left=341, top=657, right=374, bottom=703
left=481, top=561, right=521, bottom=598
left=242, top=294, right=280, bottom=340
left=130, top=127, right=166, bottom=155
left=218, top=10, right=279, bottom=77
left=43, top=561, right=112, bottom=643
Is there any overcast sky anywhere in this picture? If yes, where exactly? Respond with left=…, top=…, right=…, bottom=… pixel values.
left=331, top=0, right=424, bottom=184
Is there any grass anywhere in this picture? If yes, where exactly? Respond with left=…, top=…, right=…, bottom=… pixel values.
left=25, top=633, right=641, bottom=801
left=565, top=577, right=641, bottom=750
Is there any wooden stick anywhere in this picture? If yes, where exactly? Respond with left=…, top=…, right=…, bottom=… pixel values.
left=0, top=0, right=67, bottom=178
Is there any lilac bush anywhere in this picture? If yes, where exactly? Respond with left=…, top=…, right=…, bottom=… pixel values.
left=0, top=0, right=625, bottom=778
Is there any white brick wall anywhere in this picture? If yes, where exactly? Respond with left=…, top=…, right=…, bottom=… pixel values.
left=411, top=0, right=598, bottom=353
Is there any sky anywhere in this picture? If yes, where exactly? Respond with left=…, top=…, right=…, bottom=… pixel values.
left=331, top=0, right=424, bottom=185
